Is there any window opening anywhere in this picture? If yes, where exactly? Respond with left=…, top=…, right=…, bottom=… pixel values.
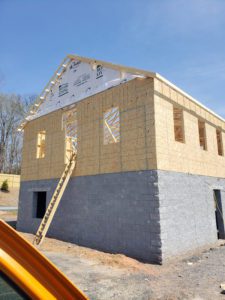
left=216, top=129, right=224, bottom=156
left=103, top=107, right=120, bottom=145
left=36, top=131, right=46, bottom=158
left=62, top=108, right=78, bottom=163
left=173, top=107, right=185, bottom=143
left=198, top=120, right=207, bottom=150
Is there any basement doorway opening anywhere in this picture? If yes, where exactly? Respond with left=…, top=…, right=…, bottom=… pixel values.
left=213, top=190, right=225, bottom=239
left=33, top=191, right=47, bottom=219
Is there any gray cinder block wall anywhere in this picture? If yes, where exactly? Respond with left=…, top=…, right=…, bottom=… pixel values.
left=17, top=170, right=162, bottom=263
left=17, top=169, right=225, bottom=263
left=158, top=170, right=225, bottom=261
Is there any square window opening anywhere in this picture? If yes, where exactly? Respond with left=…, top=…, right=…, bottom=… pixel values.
left=198, top=120, right=207, bottom=150
left=173, top=106, right=185, bottom=143
left=36, top=131, right=46, bottom=159
left=103, top=107, right=120, bottom=145
left=33, top=191, right=47, bottom=219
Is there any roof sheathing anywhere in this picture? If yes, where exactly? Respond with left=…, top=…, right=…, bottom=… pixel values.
left=18, top=54, right=225, bottom=131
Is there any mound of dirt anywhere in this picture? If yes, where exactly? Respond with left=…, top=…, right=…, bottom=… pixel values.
left=21, top=232, right=158, bottom=276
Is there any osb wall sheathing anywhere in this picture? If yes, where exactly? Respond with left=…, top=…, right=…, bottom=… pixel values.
left=154, top=78, right=225, bottom=178
left=21, top=78, right=156, bottom=181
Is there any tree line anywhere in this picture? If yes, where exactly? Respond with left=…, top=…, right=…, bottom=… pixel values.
left=0, top=93, right=35, bottom=174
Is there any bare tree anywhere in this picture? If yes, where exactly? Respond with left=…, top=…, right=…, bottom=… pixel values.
left=0, top=93, right=36, bottom=174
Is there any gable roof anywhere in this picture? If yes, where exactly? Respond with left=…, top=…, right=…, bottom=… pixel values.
left=18, top=54, right=225, bottom=131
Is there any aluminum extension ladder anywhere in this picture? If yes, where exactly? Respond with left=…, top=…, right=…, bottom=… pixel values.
left=33, top=151, right=77, bottom=245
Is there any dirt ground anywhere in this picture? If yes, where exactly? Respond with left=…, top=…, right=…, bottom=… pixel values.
left=0, top=188, right=19, bottom=221
left=0, top=210, right=17, bottom=222
left=0, top=187, right=19, bottom=206
left=18, top=232, right=225, bottom=300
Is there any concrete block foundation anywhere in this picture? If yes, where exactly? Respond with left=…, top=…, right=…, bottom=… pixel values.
left=17, top=170, right=161, bottom=263
left=17, top=170, right=225, bottom=263
left=157, top=170, right=225, bottom=261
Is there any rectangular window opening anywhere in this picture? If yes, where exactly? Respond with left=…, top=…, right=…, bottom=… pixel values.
left=216, top=129, right=224, bottom=156
left=33, top=191, right=47, bottom=219
left=62, top=108, right=78, bottom=163
left=103, top=107, right=120, bottom=145
left=36, top=131, right=46, bottom=159
left=198, top=120, right=207, bottom=150
left=173, top=106, right=185, bottom=143
left=213, top=190, right=225, bottom=239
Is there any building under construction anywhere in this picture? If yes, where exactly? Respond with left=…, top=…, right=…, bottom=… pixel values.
left=17, top=55, right=225, bottom=263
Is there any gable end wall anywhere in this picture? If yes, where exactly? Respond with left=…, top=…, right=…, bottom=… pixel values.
left=21, top=78, right=156, bottom=181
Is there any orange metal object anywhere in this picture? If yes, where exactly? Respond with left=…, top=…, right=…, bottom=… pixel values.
left=0, top=220, right=88, bottom=299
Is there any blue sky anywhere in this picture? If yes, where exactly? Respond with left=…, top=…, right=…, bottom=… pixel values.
left=0, top=0, right=225, bottom=118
